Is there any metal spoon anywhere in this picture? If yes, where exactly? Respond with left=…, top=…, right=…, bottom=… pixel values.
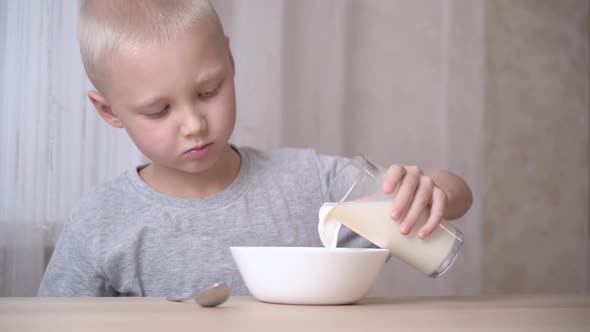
left=166, top=282, right=231, bottom=307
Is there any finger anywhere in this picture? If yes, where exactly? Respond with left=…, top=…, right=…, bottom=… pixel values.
left=383, top=164, right=405, bottom=194
left=391, top=165, right=422, bottom=220
left=418, top=187, right=447, bottom=239
left=399, top=175, right=433, bottom=235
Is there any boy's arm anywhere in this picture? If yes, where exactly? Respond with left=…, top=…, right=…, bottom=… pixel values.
left=426, top=169, right=473, bottom=220
left=37, top=219, right=112, bottom=297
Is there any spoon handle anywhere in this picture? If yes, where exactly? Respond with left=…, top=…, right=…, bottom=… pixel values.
left=166, top=293, right=197, bottom=302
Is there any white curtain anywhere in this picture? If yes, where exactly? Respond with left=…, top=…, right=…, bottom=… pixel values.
left=0, top=0, right=144, bottom=296
left=1, top=0, right=588, bottom=296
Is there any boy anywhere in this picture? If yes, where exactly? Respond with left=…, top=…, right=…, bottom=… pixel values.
left=39, top=0, right=472, bottom=297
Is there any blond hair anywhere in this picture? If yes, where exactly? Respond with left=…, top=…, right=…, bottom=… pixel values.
left=78, top=0, right=224, bottom=90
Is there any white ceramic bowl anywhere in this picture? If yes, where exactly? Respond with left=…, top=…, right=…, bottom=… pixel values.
left=230, top=246, right=389, bottom=305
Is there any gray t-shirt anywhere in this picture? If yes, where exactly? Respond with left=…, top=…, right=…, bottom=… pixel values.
left=38, top=147, right=372, bottom=297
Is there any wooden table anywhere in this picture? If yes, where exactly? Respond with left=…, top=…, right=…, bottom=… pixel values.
left=1, top=294, right=589, bottom=331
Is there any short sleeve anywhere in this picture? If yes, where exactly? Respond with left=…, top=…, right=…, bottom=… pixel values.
left=37, top=216, right=113, bottom=297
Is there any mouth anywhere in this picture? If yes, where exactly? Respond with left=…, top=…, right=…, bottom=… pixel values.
left=183, top=143, right=213, bottom=159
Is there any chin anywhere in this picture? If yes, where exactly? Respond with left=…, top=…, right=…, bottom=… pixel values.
left=182, top=150, right=225, bottom=174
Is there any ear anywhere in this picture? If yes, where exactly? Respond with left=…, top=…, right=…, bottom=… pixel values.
left=224, top=35, right=235, bottom=75
left=88, top=90, right=124, bottom=128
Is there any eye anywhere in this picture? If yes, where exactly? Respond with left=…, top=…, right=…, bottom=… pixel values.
left=199, top=85, right=220, bottom=99
left=148, top=105, right=170, bottom=118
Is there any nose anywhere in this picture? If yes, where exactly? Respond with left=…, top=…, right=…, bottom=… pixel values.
left=180, top=108, right=207, bottom=137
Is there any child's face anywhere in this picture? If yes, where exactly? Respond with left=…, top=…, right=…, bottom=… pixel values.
left=90, top=23, right=236, bottom=176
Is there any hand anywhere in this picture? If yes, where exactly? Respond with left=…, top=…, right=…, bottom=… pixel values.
left=383, top=165, right=448, bottom=240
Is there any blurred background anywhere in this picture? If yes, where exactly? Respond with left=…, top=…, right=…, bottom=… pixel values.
left=0, top=0, right=588, bottom=296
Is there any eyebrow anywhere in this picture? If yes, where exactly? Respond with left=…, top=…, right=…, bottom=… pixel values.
left=132, top=67, right=225, bottom=110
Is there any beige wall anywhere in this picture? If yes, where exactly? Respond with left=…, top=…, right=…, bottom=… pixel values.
left=482, top=0, right=589, bottom=293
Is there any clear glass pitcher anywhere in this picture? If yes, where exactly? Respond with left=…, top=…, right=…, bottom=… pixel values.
left=318, top=156, right=463, bottom=278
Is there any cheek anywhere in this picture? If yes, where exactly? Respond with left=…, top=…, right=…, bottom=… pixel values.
left=223, top=83, right=237, bottom=130
left=210, top=86, right=237, bottom=137
left=220, top=104, right=236, bottom=135
left=125, top=124, right=174, bottom=159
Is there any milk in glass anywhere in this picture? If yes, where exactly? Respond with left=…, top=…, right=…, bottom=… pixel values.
left=318, top=200, right=462, bottom=277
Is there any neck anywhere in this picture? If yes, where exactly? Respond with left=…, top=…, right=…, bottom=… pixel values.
left=139, top=145, right=241, bottom=198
